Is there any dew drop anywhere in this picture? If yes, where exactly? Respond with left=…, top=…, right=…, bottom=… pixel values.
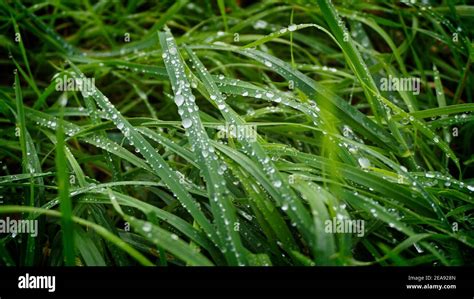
left=142, top=222, right=152, bottom=232
left=182, top=118, right=192, bottom=128
left=414, top=243, right=424, bottom=253
left=175, top=94, right=185, bottom=106
left=358, top=157, right=371, bottom=168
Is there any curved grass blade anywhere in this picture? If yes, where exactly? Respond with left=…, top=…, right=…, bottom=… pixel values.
left=159, top=29, right=248, bottom=265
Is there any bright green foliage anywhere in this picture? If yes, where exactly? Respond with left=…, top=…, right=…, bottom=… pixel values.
left=0, top=0, right=473, bottom=266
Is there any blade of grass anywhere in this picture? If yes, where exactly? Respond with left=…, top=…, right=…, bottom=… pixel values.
left=55, top=100, right=75, bottom=266
left=159, top=29, right=248, bottom=265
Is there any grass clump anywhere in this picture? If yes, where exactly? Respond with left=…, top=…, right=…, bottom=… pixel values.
left=0, top=0, right=473, bottom=266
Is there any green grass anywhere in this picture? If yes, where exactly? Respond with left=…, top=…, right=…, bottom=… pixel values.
left=0, top=0, right=473, bottom=266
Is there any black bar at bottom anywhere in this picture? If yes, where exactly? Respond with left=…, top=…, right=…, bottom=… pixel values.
left=0, top=267, right=471, bottom=298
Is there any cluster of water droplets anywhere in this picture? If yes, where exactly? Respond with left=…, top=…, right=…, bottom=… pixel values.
left=311, top=65, right=338, bottom=73
left=411, top=172, right=474, bottom=193
left=164, top=31, right=248, bottom=264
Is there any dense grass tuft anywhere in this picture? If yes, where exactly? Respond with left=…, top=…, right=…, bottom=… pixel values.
left=0, top=0, right=473, bottom=266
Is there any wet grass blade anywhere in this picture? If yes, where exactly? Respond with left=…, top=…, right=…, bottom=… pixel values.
left=55, top=102, right=75, bottom=266
left=159, top=29, right=247, bottom=265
